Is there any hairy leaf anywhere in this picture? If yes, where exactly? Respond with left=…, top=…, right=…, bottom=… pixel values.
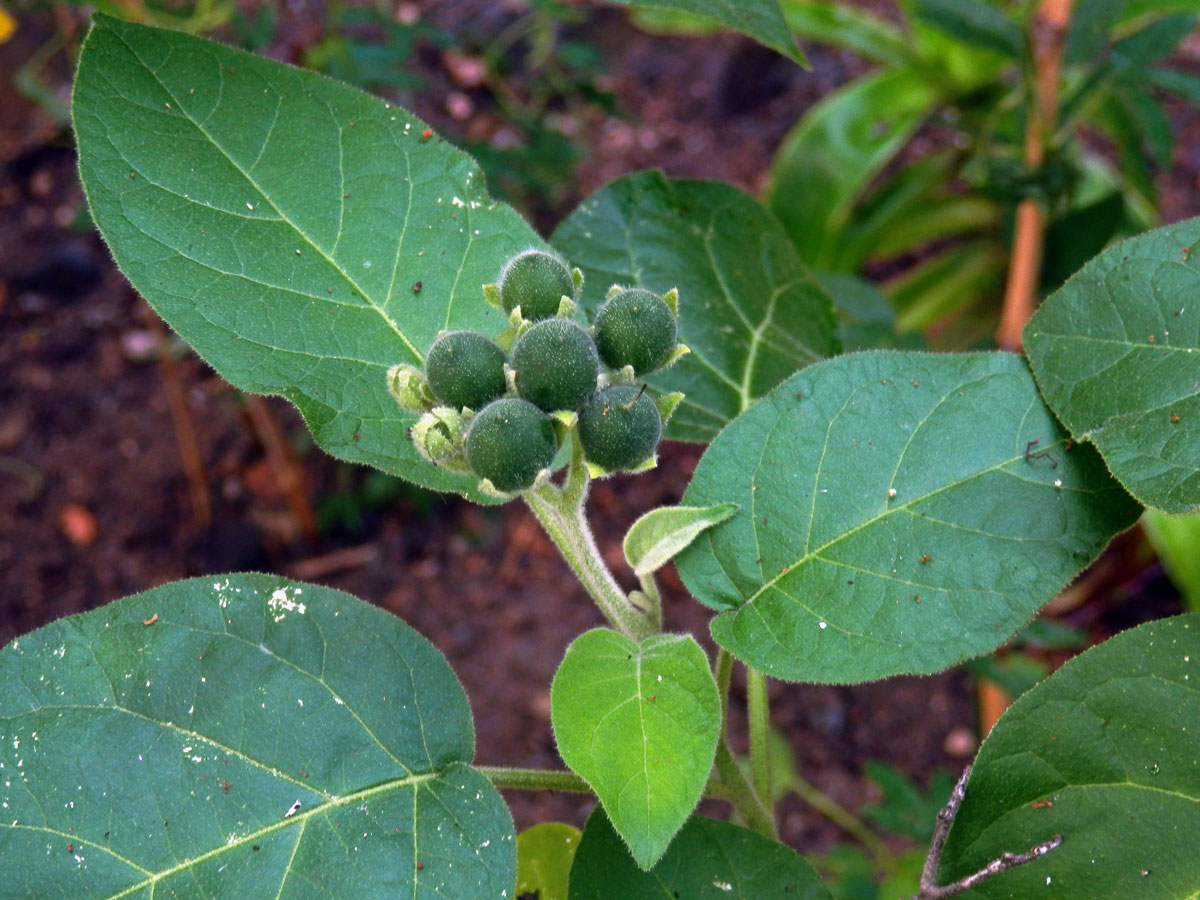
left=623, top=503, right=739, bottom=576
left=74, top=15, right=541, bottom=501
left=515, top=822, right=580, bottom=900
left=569, top=808, right=832, bottom=900
left=1024, top=217, right=1200, bottom=514
left=675, top=351, right=1141, bottom=683
left=553, top=172, right=839, bottom=442
left=550, top=629, right=719, bottom=868
left=0, top=574, right=514, bottom=899
left=941, top=615, right=1200, bottom=898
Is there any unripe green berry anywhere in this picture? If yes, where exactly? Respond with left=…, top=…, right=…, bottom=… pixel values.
left=425, top=330, right=507, bottom=410
left=511, top=319, right=600, bottom=412
left=593, top=288, right=677, bottom=376
left=498, top=250, right=575, bottom=320
left=465, top=398, right=558, bottom=493
left=578, top=385, right=662, bottom=472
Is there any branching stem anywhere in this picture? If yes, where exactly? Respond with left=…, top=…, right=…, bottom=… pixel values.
left=906, top=765, right=1063, bottom=900
left=524, top=432, right=655, bottom=642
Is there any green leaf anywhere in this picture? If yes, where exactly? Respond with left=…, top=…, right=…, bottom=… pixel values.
left=515, top=822, right=580, bottom=900
left=569, top=807, right=833, bottom=900
left=675, top=350, right=1141, bottom=683
left=780, top=0, right=914, bottom=67
left=941, top=614, right=1200, bottom=898
left=73, top=15, right=542, bottom=502
left=623, top=503, right=739, bottom=576
left=909, top=0, right=1024, bottom=59
left=819, top=272, right=919, bottom=353
left=1143, top=509, right=1200, bottom=611
left=1064, top=0, right=1126, bottom=65
left=1024, top=217, right=1200, bottom=514
left=606, top=0, right=806, bottom=65
left=0, top=574, right=515, bottom=898
left=552, top=172, right=839, bottom=442
left=767, top=70, right=942, bottom=270
left=549, top=629, right=720, bottom=869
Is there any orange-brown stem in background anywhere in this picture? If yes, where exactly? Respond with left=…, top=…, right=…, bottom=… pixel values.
left=996, top=0, right=1073, bottom=351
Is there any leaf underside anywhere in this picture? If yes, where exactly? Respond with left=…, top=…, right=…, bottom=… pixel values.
left=942, top=614, right=1200, bottom=899
left=1024, top=216, right=1200, bottom=514
left=0, top=574, right=514, bottom=899
left=552, top=171, right=840, bottom=442
left=73, top=15, right=541, bottom=501
left=675, top=350, right=1142, bottom=684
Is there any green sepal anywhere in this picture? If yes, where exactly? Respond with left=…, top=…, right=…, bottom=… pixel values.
left=585, top=454, right=657, bottom=481
left=482, top=282, right=504, bottom=311
left=659, top=342, right=691, bottom=372
left=605, top=284, right=625, bottom=300
left=477, top=466, right=554, bottom=500
left=571, top=266, right=585, bottom=294
left=605, top=364, right=638, bottom=386
left=556, top=296, right=578, bottom=318
left=663, top=287, right=679, bottom=317
left=411, top=406, right=470, bottom=470
left=386, top=363, right=435, bottom=414
left=550, top=410, right=579, bottom=429
left=655, top=391, right=684, bottom=427
left=503, top=363, right=519, bottom=396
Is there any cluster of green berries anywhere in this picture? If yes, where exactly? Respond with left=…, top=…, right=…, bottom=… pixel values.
left=388, top=249, right=687, bottom=496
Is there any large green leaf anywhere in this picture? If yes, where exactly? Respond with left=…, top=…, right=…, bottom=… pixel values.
left=908, top=0, right=1024, bottom=59
left=767, top=69, right=942, bottom=271
left=940, top=615, right=1200, bottom=898
left=0, top=574, right=514, bottom=899
left=73, top=15, right=541, bottom=501
left=1024, top=217, right=1200, bottom=514
left=569, top=807, right=832, bottom=900
left=608, top=0, right=806, bottom=65
left=780, top=0, right=914, bottom=67
left=549, top=629, right=720, bottom=869
left=552, top=172, right=839, bottom=442
left=675, top=351, right=1141, bottom=683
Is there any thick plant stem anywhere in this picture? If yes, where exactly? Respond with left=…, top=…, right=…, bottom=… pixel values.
left=746, top=666, right=772, bottom=803
left=524, top=434, right=654, bottom=642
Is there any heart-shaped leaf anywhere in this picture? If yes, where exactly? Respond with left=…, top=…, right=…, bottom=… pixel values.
left=605, top=0, right=806, bottom=65
left=623, top=503, right=739, bottom=576
left=941, top=614, right=1200, bottom=898
left=1024, top=216, right=1200, bottom=514
left=550, top=629, right=719, bottom=869
left=515, top=822, right=580, bottom=900
left=552, top=171, right=839, bottom=442
left=569, top=807, right=832, bottom=900
left=675, top=350, right=1141, bottom=683
left=74, top=15, right=541, bottom=501
left=0, top=574, right=514, bottom=899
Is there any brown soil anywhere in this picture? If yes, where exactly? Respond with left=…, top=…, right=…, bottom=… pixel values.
left=0, top=0, right=1188, bottom=863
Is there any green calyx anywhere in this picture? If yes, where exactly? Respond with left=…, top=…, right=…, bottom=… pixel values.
left=496, top=249, right=576, bottom=321
left=465, top=397, right=559, bottom=494
left=593, top=287, right=677, bottom=376
left=425, top=330, right=508, bottom=410
left=511, top=318, right=600, bottom=413
left=578, top=385, right=662, bottom=474
left=411, top=407, right=471, bottom=472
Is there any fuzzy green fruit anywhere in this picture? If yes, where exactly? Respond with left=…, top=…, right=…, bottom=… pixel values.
left=425, top=330, right=507, bottom=410
left=578, top=385, right=662, bottom=472
left=511, top=319, right=600, bottom=412
left=498, top=250, right=575, bottom=320
left=465, top=398, right=558, bottom=493
left=593, top=288, right=676, bottom=375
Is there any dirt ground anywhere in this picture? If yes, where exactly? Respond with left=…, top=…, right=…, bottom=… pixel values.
left=0, top=0, right=1189, bottom=858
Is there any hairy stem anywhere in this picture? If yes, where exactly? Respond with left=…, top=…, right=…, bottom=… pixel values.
left=524, top=433, right=654, bottom=642
left=746, top=666, right=771, bottom=803
left=480, top=765, right=731, bottom=800
left=715, top=742, right=778, bottom=841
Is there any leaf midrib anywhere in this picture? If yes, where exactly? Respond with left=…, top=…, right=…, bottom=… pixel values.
left=106, top=26, right=424, bottom=364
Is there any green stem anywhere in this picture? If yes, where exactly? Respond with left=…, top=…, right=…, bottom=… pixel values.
left=635, top=571, right=664, bottom=632
left=715, top=647, right=734, bottom=741
left=477, top=766, right=593, bottom=794
left=788, top=774, right=890, bottom=867
left=524, top=433, right=654, bottom=642
left=715, top=742, right=778, bottom=841
left=746, top=666, right=771, bottom=803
